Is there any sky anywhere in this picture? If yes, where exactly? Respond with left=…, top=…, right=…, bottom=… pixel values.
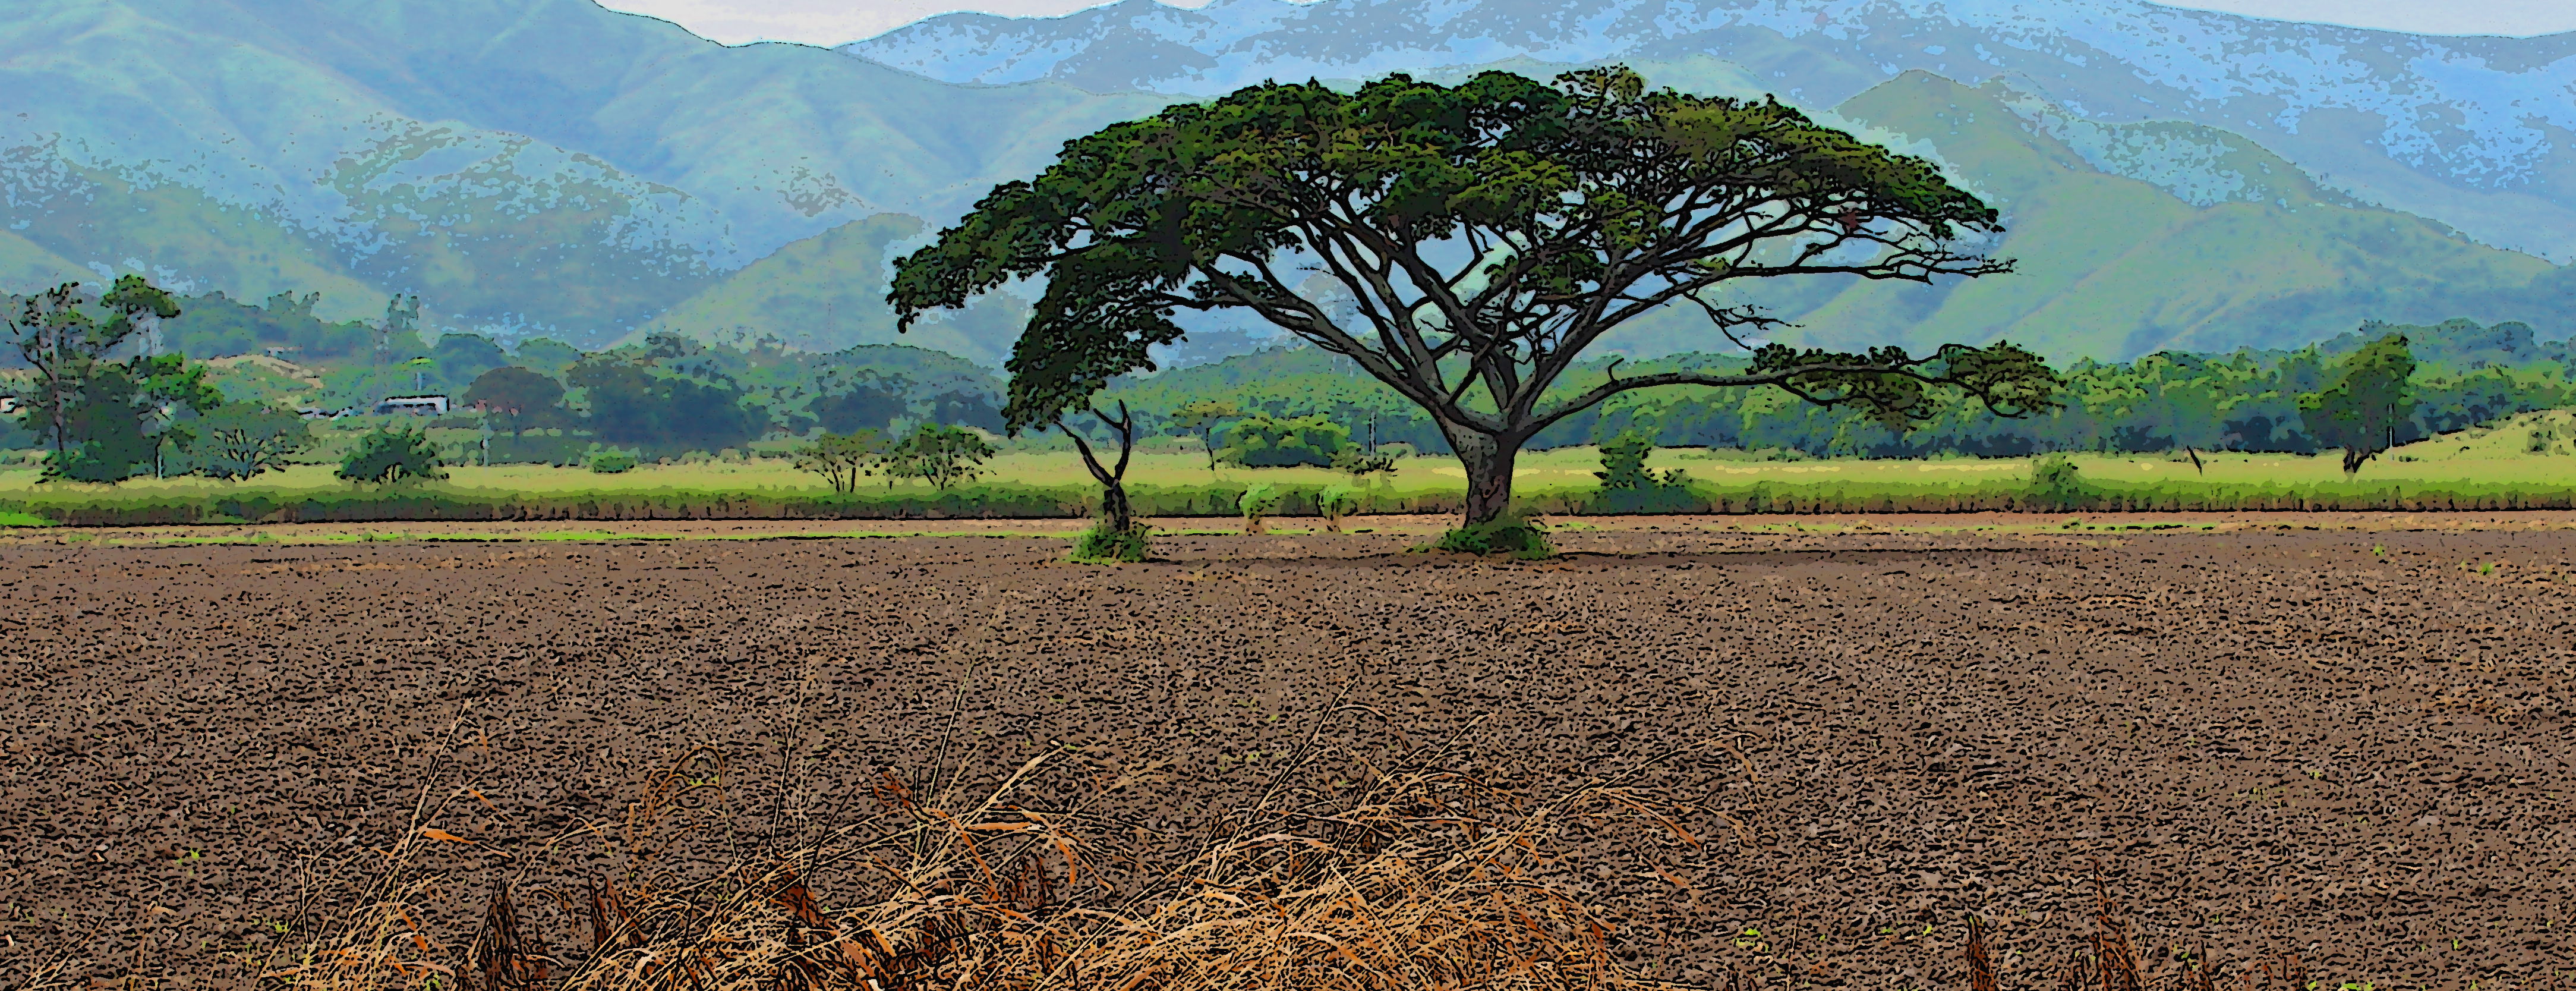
left=593, top=0, right=2576, bottom=48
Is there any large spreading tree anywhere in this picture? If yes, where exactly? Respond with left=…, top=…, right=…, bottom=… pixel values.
left=891, top=68, right=2060, bottom=530
left=2299, top=331, right=2416, bottom=475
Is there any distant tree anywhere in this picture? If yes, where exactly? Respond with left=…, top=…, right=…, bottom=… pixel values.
left=794, top=429, right=888, bottom=493
left=809, top=376, right=910, bottom=434
left=338, top=426, right=446, bottom=484
left=1219, top=413, right=1350, bottom=468
left=10, top=282, right=109, bottom=465
left=428, top=334, right=508, bottom=391
left=2299, top=332, right=2416, bottom=475
left=1330, top=443, right=1398, bottom=484
left=127, top=353, right=223, bottom=479
left=890, top=67, right=2059, bottom=550
left=926, top=389, right=1006, bottom=432
left=194, top=404, right=310, bottom=480
left=1172, top=399, right=1240, bottom=471
left=568, top=347, right=770, bottom=455
left=462, top=366, right=566, bottom=432
left=5, top=277, right=207, bottom=482
left=884, top=423, right=995, bottom=491
left=163, top=289, right=373, bottom=362
left=510, top=338, right=585, bottom=377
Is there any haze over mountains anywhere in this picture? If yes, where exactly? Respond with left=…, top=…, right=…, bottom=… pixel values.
left=853, top=0, right=2576, bottom=263
left=1, top=0, right=2569, bottom=366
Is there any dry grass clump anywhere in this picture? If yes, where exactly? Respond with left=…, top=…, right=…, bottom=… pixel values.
left=1955, top=880, right=2310, bottom=991
left=259, top=732, right=1710, bottom=991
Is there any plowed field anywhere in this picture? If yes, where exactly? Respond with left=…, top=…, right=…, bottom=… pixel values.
left=6, top=522, right=2574, bottom=988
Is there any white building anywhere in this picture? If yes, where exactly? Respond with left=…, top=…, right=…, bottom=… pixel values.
left=374, top=395, right=449, bottom=416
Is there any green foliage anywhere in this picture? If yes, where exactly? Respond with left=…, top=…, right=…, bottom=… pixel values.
left=1068, top=521, right=1152, bottom=564
left=2299, top=332, right=2417, bottom=475
left=2027, top=454, right=2091, bottom=511
left=191, top=404, right=311, bottom=480
left=7, top=278, right=219, bottom=482
left=588, top=449, right=640, bottom=474
left=885, top=423, right=996, bottom=490
left=1238, top=482, right=1282, bottom=533
left=1219, top=413, right=1351, bottom=468
left=1330, top=444, right=1399, bottom=482
left=1088, top=317, right=2572, bottom=463
left=461, top=366, right=564, bottom=429
left=1429, top=514, right=1555, bottom=559
left=793, top=429, right=887, bottom=492
left=567, top=335, right=771, bottom=456
left=890, top=65, right=2049, bottom=524
left=162, top=290, right=379, bottom=364
left=1174, top=399, right=1241, bottom=471
left=808, top=375, right=911, bottom=435
left=337, top=426, right=446, bottom=484
left=1317, top=483, right=1366, bottom=532
left=1589, top=431, right=1694, bottom=512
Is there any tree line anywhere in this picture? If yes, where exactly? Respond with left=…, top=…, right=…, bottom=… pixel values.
left=1092, top=317, right=2565, bottom=470
left=2, top=278, right=1017, bottom=484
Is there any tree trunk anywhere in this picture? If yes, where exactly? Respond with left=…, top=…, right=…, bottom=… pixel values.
left=1444, top=423, right=1518, bottom=526
left=2342, top=445, right=2367, bottom=476
left=1099, top=480, right=1135, bottom=534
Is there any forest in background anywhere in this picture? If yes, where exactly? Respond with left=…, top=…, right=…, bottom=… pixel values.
left=6, top=282, right=2574, bottom=477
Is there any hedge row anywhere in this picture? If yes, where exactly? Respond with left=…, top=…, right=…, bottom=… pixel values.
left=7, top=474, right=2575, bottom=526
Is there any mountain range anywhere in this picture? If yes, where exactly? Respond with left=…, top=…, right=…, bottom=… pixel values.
left=852, top=0, right=2576, bottom=264
left=1, top=0, right=2569, bottom=367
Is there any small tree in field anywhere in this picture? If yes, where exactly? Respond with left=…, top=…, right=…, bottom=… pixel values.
left=2298, top=332, right=2415, bottom=476
left=886, top=423, right=996, bottom=491
left=195, top=404, right=311, bottom=480
left=794, top=429, right=887, bottom=493
left=891, top=67, right=2059, bottom=552
left=338, top=426, right=445, bottom=485
left=1172, top=399, right=1240, bottom=471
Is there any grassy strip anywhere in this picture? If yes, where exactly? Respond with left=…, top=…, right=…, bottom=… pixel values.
left=7, top=471, right=2576, bottom=526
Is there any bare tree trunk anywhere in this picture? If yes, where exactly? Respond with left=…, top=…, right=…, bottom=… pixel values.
left=1064, top=403, right=1139, bottom=534
left=2342, top=445, right=2367, bottom=476
left=1098, top=480, right=1135, bottom=534
left=1443, top=423, right=1518, bottom=526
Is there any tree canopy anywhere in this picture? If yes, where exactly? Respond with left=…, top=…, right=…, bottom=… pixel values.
left=2299, top=332, right=2416, bottom=475
left=891, top=66, right=2059, bottom=525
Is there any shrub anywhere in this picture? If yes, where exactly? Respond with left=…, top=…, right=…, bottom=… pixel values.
left=1589, top=432, right=1695, bottom=512
left=2029, top=453, right=2090, bottom=511
left=1218, top=413, right=1350, bottom=468
left=1319, top=483, right=1364, bottom=532
left=1239, top=482, right=1282, bottom=533
left=192, top=404, right=311, bottom=480
left=1427, top=512, right=1553, bottom=559
left=588, top=448, right=639, bottom=474
left=335, top=426, right=446, bottom=484
left=1069, top=521, right=1152, bottom=563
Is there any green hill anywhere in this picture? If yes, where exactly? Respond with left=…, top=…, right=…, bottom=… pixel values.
left=625, top=213, right=1034, bottom=367
left=1714, top=73, right=2566, bottom=363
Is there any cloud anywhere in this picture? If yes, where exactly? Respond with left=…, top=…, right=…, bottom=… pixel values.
left=2149, top=0, right=2576, bottom=36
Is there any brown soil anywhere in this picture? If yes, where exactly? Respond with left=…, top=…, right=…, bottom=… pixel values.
left=5, top=524, right=2574, bottom=988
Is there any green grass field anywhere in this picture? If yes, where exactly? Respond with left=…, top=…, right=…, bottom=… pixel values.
left=5, top=410, right=2574, bottom=525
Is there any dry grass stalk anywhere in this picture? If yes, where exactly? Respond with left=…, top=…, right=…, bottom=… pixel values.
left=2048, top=882, right=2306, bottom=991
left=263, top=732, right=1710, bottom=991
